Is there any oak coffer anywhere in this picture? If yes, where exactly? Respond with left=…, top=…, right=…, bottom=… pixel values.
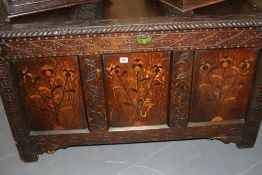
left=0, top=0, right=262, bottom=162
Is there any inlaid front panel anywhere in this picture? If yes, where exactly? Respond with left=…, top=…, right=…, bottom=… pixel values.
left=12, top=57, right=87, bottom=131
left=190, top=48, right=258, bottom=123
left=103, top=52, right=171, bottom=127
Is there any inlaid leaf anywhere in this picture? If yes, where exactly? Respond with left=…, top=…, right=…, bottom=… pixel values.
left=113, top=86, right=123, bottom=89
left=126, top=78, right=136, bottom=82
left=65, top=89, right=77, bottom=93
left=200, top=83, right=211, bottom=88
left=141, top=77, right=151, bottom=82
left=238, top=85, right=244, bottom=89
left=152, top=82, right=163, bottom=86
left=144, top=102, right=154, bottom=107
left=52, top=85, right=62, bottom=91
left=131, top=88, right=138, bottom=93
left=29, top=94, right=41, bottom=100
left=224, top=97, right=236, bottom=102
left=54, top=94, right=60, bottom=101
left=211, top=75, right=223, bottom=80
left=123, top=102, right=133, bottom=106
left=38, top=87, right=51, bottom=93
left=144, top=98, right=151, bottom=103
left=175, top=60, right=186, bottom=66
left=214, top=92, right=220, bottom=96
left=56, top=75, right=66, bottom=84
left=145, top=70, right=154, bottom=75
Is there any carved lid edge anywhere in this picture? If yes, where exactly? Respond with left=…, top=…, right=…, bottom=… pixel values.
left=1, top=17, right=262, bottom=39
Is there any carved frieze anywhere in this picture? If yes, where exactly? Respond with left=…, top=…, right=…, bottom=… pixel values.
left=1, top=29, right=262, bottom=59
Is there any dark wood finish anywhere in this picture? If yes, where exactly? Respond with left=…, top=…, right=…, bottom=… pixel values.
left=32, top=123, right=245, bottom=155
left=237, top=49, right=262, bottom=148
left=0, top=0, right=261, bottom=162
left=0, top=56, right=38, bottom=162
left=171, top=51, right=193, bottom=127
left=80, top=56, right=108, bottom=132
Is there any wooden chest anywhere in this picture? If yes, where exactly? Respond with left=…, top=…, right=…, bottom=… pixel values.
left=160, top=0, right=225, bottom=11
left=3, top=0, right=99, bottom=18
left=0, top=0, right=262, bottom=162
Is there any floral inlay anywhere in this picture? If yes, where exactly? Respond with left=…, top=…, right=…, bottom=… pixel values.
left=21, top=64, right=77, bottom=129
left=107, top=58, right=165, bottom=118
left=200, top=55, right=252, bottom=121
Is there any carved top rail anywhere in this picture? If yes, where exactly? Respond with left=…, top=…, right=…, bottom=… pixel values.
left=0, top=15, right=262, bottom=39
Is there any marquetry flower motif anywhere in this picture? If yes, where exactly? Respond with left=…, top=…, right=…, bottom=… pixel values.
left=200, top=62, right=211, bottom=71
left=220, top=56, right=232, bottom=68
left=153, top=64, right=163, bottom=73
left=107, top=64, right=120, bottom=74
left=41, top=65, right=54, bottom=77
left=21, top=64, right=78, bottom=131
left=240, top=60, right=251, bottom=70
left=22, top=68, right=34, bottom=82
left=63, top=68, right=74, bottom=78
left=132, top=59, right=144, bottom=72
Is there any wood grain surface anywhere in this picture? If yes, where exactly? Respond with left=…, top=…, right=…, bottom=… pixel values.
left=103, top=52, right=171, bottom=127
left=190, top=48, right=258, bottom=122
left=12, top=56, right=87, bottom=131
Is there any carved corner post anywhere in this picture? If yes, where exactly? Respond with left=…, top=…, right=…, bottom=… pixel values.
left=0, top=47, right=37, bottom=162
left=237, top=49, right=262, bottom=148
